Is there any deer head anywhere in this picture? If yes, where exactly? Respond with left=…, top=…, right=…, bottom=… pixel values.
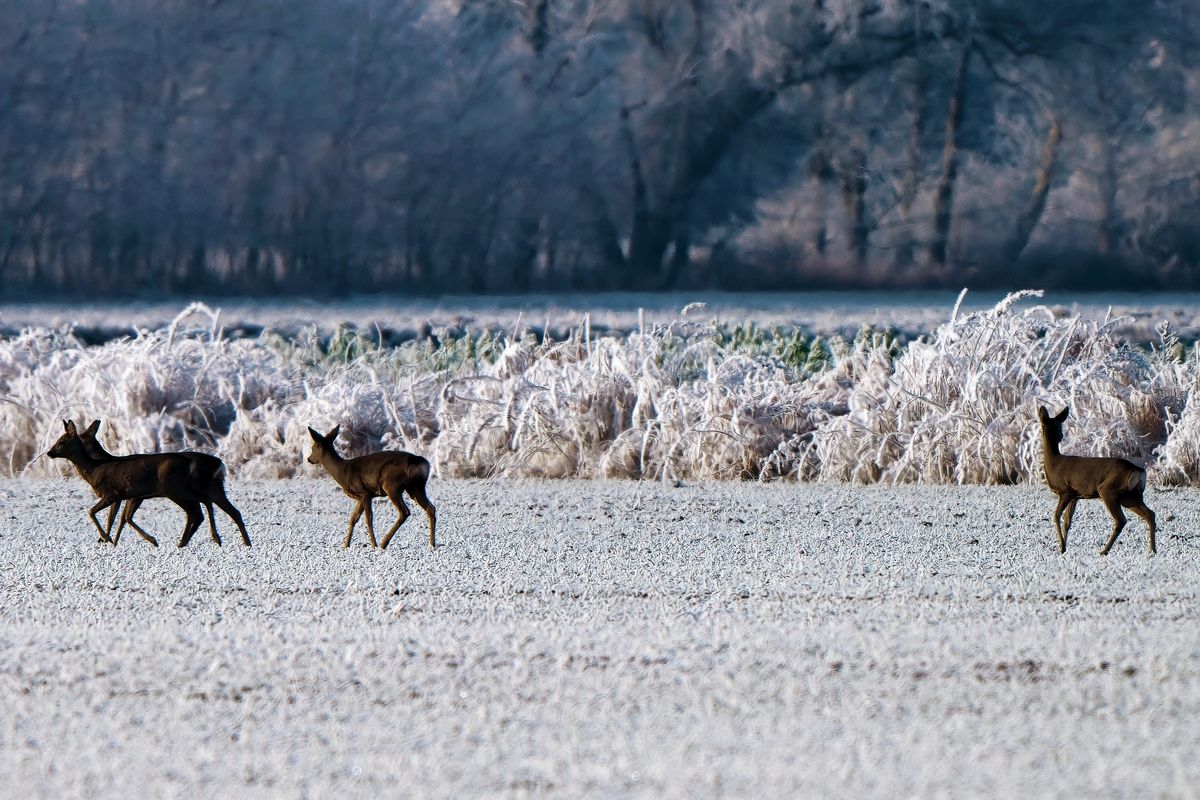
left=1038, top=405, right=1069, bottom=446
left=307, top=425, right=341, bottom=465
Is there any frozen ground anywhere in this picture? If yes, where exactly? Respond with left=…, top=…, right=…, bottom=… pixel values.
left=1, top=478, right=1197, bottom=797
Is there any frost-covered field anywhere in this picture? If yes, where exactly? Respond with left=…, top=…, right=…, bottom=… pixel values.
left=1, top=479, right=1198, bottom=797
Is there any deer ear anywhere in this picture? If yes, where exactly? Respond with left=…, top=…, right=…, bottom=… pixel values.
left=308, top=426, right=324, bottom=442
left=327, top=425, right=341, bottom=442
left=1055, top=407, right=1069, bottom=422
left=1038, top=406, right=1049, bottom=420
left=64, top=420, right=77, bottom=435
left=85, top=420, right=101, bottom=436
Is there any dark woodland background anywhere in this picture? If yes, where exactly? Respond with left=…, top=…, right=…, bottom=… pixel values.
left=2, top=1, right=1198, bottom=297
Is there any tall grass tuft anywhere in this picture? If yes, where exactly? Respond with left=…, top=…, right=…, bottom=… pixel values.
left=4, top=294, right=1200, bottom=484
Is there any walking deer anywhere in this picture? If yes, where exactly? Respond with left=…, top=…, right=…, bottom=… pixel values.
left=48, top=420, right=206, bottom=548
left=307, top=425, right=436, bottom=549
left=79, top=420, right=251, bottom=547
left=1038, top=406, right=1156, bottom=555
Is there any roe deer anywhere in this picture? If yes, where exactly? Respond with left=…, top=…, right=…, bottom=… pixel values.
left=79, top=420, right=251, bottom=547
left=307, top=425, right=436, bottom=549
left=48, top=420, right=206, bottom=548
left=1038, top=406, right=1156, bottom=555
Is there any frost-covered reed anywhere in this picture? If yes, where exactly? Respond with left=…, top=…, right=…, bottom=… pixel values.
left=4, top=293, right=1200, bottom=484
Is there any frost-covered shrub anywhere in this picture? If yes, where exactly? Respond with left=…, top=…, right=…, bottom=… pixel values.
left=7, top=294, right=1200, bottom=484
left=811, top=291, right=1188, bottom=484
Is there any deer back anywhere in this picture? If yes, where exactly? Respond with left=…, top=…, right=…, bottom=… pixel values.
left=87, top=453, right=197, bottom=502
left=1045, top=454, right=1145, bottom=498
left=339, top=451, right=429, bottom=495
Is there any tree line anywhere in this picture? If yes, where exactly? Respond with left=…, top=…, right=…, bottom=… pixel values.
left=1, top=0, right=1197, bottom=297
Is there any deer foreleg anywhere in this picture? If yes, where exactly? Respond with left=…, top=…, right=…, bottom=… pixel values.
left=89, top=499, right=116, bottom=544
left=102, top=502, right=120, bottom=544
left=1053, top=494, right=1070, bottom=554
left=344, top=501, right=363, bottom=548
left=1061, top=498, right=1078, bottom=553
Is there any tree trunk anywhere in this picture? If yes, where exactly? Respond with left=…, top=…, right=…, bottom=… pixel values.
left=895, top=57, right=926, bottom=269
left=805, top=87, right=833, bottom=263
left=1096, top=139, right=1119, bottom=257
left=1006, top=116, right=1062, bottom=265
left=510, top=215, right=539, bottom=293
left=661, top=227, right=690, bottom=289
left=840, top=146, right=868, bottom=265
left=928, top=42, right=971, bottom=269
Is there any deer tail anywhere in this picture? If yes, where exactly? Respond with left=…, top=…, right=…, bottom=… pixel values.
left=1130, top=469, right=1146, bottom=494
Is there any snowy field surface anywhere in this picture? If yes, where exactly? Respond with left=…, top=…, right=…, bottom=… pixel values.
left=1, top=478, right=1198, bottom=797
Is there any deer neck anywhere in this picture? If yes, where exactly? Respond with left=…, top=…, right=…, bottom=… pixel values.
left=320, top=448, right=351, bottom=486
left=1041, top=430, right=1063, bottom=466
left=60, top=444, right=103, bottom=480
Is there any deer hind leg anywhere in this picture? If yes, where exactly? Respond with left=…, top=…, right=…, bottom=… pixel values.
left=118, top=499, right=160, bottom=547
left=99, top=501, right=157, bottom=551
left=212, top=488, right=251, bottom=546
left=1053, top=494, right=1070, bottom=554
left=379, top=483, right=411, bottom=551
left=1099, top=491, right=1127, bottom=555
left=175, top=499, right=205, bottom=548
left=407, top=482, right=437, bottom=548
left=363, top=499, right=379, bottom=548
left=344, top=500, right=364, bottom=548
left=1126, top=501, right=1157, bottom=556
left=204, top=501, right=222, bottom=546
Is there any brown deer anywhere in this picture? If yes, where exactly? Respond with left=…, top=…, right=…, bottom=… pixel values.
left=79, top=420, right=251, bottom=547
left=48, top=420, right=206, bottom=548
left=307, top=425, right=436, bottom=549
left=1038, top=406, right=1156, bottom=555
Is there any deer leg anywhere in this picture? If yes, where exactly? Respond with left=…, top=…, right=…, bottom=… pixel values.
left=112, top=500, right=134, bottom=546
left=115, top=499, right=149, bottom=546
left=212, top=492, right=251, bottom=546
left=102, top=502, right=120, bottom=544
left=379, top=485, right=410, bottom=551
left=204, top=501, right=222, bottom=546
left=119, top=501, right=160, bottom=548
left=176, top=500, right=205, bottom=548
left=363, top=499, right=379, bottom=548
left=89, top=499, right=117, bottom=544
left=408, top=483, right=437, bottom=548
left=1052, top=494, right=1070, bottom=554
left=344, top=501, right=364, bottom=548
left=1099, top=492, right=1127, bottom=555
left=1061, top=499, right=1078, bottom=552
left=1127, top=503, right=1157, bottom=555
